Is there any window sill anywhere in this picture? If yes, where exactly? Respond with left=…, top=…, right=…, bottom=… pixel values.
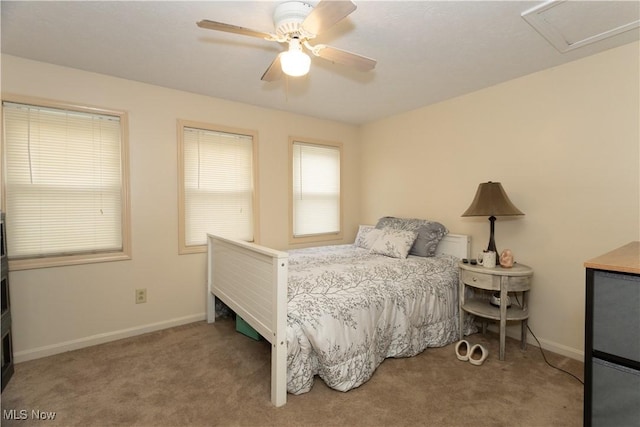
left=289, top=232, right=344, bottom=246
left=8, top=252, right=132, bottom=271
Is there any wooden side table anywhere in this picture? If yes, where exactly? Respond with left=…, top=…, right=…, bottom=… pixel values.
left=459, top=261, right=533, bottom=360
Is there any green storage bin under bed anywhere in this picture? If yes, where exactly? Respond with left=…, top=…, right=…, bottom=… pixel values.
left=236, top=315, right=262, bottom=341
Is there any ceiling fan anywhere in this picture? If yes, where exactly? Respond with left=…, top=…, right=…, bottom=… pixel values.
left=197, top=0, right=377, bottom=81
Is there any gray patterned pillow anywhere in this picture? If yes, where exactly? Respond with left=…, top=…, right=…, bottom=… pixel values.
left=369, top=228, right=418, bottom=259
left=354, top=225, right=383, bottom=250
left=375, top=217, right=448, bottom=257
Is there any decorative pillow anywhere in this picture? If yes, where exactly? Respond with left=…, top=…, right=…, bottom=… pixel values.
left=375, top=217, right=448, bottom=257
left=354, top=225, right=383, bottom=250
left=369, top=228, right=418, bottom=259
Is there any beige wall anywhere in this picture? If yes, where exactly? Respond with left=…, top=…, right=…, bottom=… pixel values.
left=1, top=55, right=361, bottom=361
left=360, top=42, right=640, bottom=360
left=3, top=41, right=639, bottom=363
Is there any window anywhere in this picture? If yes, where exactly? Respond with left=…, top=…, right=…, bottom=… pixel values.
left=178, top=120, right=258, bottom=253
left=290, top=138, right=342, bottom=243
left=1, top=97, right=131, bottom=270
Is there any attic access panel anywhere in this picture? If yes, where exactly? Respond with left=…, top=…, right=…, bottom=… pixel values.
left=522, top=0, right=640, bottom=53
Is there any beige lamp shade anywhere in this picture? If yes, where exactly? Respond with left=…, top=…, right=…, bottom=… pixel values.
left=462, top=182, right=524, bottom=217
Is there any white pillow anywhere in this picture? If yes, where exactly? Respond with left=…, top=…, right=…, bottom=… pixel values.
left=369, top=228, right=418, bottom=259
left=354, top=225, right=383, bottom=250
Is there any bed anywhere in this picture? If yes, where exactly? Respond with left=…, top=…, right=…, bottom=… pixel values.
left=206, top=218, right=472, bottom=407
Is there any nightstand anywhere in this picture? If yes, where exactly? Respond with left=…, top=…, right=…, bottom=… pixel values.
left=459, top=261, right=533, bottom=361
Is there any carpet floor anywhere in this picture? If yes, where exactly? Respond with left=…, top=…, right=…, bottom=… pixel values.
left=1, top=318, right=584, bottom=426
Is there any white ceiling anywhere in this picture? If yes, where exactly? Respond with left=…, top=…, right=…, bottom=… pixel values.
left=2, top=1, right=639, bottom=125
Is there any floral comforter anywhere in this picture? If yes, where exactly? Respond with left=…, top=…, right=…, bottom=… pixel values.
left=285, top=244, right=472, bottom=394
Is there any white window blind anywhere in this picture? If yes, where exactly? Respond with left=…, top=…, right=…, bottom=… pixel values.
left=182, top=126, right=254, bottom=246
left=2, top=101, right=124, bottom=259
left=292, top=141, right=341, bottom=237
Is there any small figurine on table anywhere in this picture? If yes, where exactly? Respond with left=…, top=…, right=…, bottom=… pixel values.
left=500, top=249, right=514, bottom=268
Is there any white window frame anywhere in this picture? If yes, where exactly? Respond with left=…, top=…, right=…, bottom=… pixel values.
left=177, top=120, right=259, bottom=254
left=289, top=136, right=343, bottom=245
left=1, top=94, right=131, bottom=270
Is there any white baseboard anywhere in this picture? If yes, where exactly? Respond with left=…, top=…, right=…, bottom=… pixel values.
left=15, top=314, right=585, bottom=364
left=483, top=324, right=584, bottom=363
left=14, top=313, right=206, bottom=363
left=532, top=335, right=584, bottom=362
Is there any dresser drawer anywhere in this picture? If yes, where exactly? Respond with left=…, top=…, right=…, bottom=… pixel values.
left=461, top=269, right=494, bottom=289
left=593, top=271, right=640, bottom=362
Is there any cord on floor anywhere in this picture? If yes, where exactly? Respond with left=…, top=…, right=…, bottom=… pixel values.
left=526, top=324, right=584, bottom=385
left=512, top=293, right=584, bottom=384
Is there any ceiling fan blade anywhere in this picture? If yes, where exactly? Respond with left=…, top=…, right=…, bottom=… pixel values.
left=261, top=54, right=284, bottom=82
left=314, top=45, right=376, bottom=72
left=197, top=20, right=273, bottom=40
left=302, top=0, right=357, bottom=35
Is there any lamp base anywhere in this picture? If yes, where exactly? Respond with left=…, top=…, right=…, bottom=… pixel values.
left=486, top=215, right=498, bottom=254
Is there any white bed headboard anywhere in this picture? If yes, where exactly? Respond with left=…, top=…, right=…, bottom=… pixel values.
left=435, top=233, right=470, bottom=259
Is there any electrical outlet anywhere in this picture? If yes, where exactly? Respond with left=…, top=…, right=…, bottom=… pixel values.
left=135, top=288, right=147, bottom=304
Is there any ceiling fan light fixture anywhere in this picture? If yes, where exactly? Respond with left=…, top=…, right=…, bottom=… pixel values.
left=281, top=38, right=311, bottom=77
left=197, top=0, right=375, bottom=82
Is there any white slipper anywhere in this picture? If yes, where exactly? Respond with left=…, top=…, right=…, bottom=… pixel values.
left=468, top=344, right=489, bottom=366
left=455, top=340, right=471, bottom=361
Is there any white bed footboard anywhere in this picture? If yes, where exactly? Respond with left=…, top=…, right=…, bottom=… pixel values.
left=206, top=232, right=469, bottom=407
left=207, top=234, right=289, bottom=407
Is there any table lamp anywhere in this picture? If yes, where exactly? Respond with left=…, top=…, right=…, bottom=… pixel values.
left=462, top=181, right=524, bottom=254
